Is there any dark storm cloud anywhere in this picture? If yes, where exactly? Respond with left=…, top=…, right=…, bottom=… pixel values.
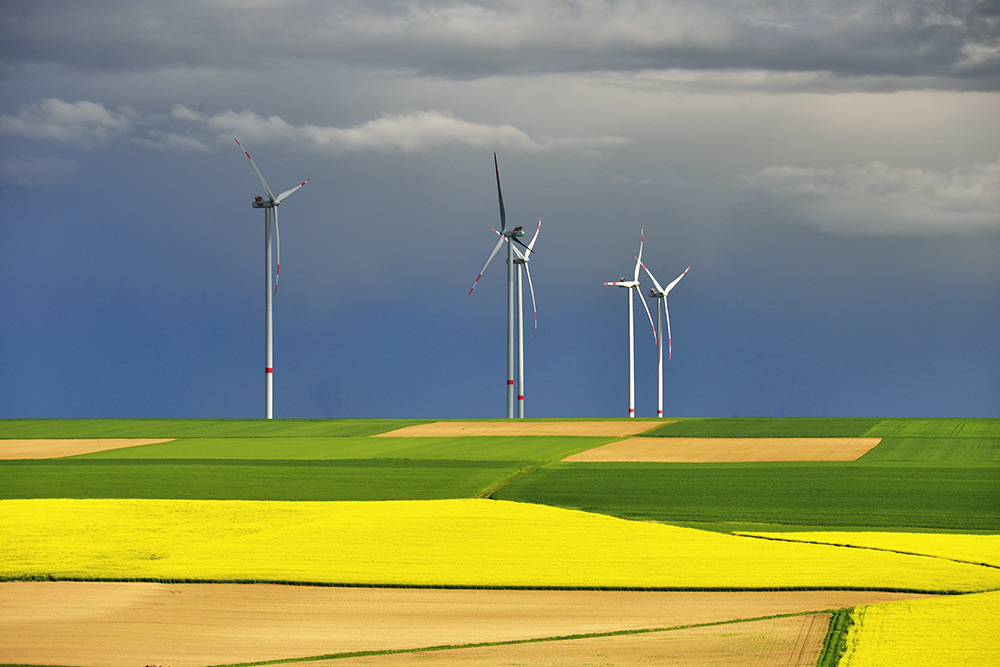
left=2, top=1, right=998, bottom=89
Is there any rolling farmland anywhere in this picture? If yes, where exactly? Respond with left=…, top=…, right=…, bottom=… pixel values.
left=1, top=417, right=997, bottom=666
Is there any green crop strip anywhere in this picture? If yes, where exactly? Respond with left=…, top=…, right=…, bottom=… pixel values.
left=0, top=459, right=530, bottom=501
left=816, top=607, right=853, bottom=667
left=0, top=418, right=429, bottom=438
left=72, top=435, right=613, bottom=462
left=494, top=462, right=1000, bottom=531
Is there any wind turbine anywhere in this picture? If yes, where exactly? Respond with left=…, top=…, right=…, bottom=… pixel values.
left=639, top=258, right=690, bottom=418
left=234, top=138, right=309, bottom=420
left=603, top=226, right=657, bottom=417
left=494, top=219, right=540, bottom=417
left=469, top=153, right=533, bottom=418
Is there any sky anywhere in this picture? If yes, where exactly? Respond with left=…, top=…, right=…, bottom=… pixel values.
left=1, top=0, right=998, bottom=420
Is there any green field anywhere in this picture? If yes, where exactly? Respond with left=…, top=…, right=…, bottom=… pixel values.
left=1, top=418, right=998, bottom=532
left=492, top=462, right=1000, bottom=531
left=495, top=418, right=1000, bottom=531
left=0, top=418, right=426, bottom=438
left=73, top=435, right=607, bottom=461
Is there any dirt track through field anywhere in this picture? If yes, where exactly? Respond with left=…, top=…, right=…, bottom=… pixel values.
left=375, top=421, right=663, bottom=437
left=0, top=582, right=930, bottom=667
left=0, top=438, right=174, bottom=459
left=564, top=437, right=883, bottom=462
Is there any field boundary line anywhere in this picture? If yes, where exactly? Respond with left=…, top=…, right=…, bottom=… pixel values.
left=0, top=575, right=968, bottom=595
left=206, top=610, right=834, bottom=667
left=735, top=533, right=1000, bottom=571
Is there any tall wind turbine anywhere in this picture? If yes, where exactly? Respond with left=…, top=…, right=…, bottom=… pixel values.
left=234, top=138, right=309, bottom=419
left=495, top=219, right=540, bottom=417
left=469, top=153, right=532, bottom=418
left=603, top=226, right=657, bottom=417
left=639, top=259, right=689, bottom=418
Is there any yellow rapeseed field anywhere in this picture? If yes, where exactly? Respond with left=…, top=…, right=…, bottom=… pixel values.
left=741, top=531, right=1000, bottom=568
left=2, top=498, right=1000, bottom=591
left=840, top=590, right=1000, bottom=666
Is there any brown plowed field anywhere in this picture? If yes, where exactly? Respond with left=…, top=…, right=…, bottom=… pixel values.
left=0, top=438, right=174, bottom=459
left=563, top=437, right=883, bottom=462
left=375, top=421, right=662, bottom=437
left=308, top=614, right=831, bottom=667
left=0, top=582, right=930, bottom=667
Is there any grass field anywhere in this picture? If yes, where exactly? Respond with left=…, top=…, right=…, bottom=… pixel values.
left=493, top=462, right=1000, bottom=531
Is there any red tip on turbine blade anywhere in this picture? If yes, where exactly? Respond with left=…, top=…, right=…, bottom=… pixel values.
left=468, top=274, right=483, bottom=295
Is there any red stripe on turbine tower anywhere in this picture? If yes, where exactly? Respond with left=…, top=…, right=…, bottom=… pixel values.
left=508, top=380, right=515, bottom=385
left=265, top=368, right=273, bottom=373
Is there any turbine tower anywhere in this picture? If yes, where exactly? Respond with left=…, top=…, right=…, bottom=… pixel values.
left=469, top=154, right=534, bottom=418
left=495, top=219, right=540, bottom=417
left=234, top=138, right=309, bottom=419
left=639, top=259, right=689, bottom=418
left=603, top=226, right=657, bottom=417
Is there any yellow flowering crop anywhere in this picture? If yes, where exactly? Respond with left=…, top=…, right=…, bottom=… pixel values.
left=840, top=590, right=1000, bottom=666
left=3, top=499, right=999, bottom=591
left=741, top=531, right=1000, bottom=568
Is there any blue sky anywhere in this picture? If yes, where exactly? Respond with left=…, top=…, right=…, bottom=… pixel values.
left=1, top=1, right=998, bottom=419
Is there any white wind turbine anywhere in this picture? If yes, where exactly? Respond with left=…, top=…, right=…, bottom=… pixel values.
left=469, top=153, right=534, bottom=418
left=494, top=218, right=540, bottom=417
left=639, top=258, right=690, bottom=418
left=603, top=226, right=657, bottom=417
left=234, top=138, right=309, bottom=419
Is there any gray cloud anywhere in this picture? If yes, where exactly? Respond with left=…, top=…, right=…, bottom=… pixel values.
left=1, top=98, right=628, bottom=155
left=743, top=160, right=1000, bottom=235
left=2, top=1, right=997, bottom=90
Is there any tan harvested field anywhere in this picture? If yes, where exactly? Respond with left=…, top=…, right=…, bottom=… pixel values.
left=376, top=420, right=662, bottom=437
left=564, top=437, right=883, bottom=462
left=0, top=582, right=930, bottom=667
left=0, top=438, right=174, bottom=459
left=307, top=614, right=831, bottom=667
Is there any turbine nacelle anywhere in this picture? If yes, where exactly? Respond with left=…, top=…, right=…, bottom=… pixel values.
left=252, top=197, right=277, bottom=209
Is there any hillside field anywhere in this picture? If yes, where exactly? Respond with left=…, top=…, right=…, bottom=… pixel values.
left=1, top=417, right=997, bottom=666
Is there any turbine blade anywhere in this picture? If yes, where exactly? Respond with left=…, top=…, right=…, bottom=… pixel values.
left=635, top=285, right=657, bottom=344
left=276, top=178, right=309, bottom=204
left=525, top=218, right=541, bottom=255
left=633, top=225, right=644, bottom=282
left=638, top=258, right=665, bottom=293
left=273, top=207, right=280, bottom=295
left=468, top=235, right=505, bottom=295
left=512, top=234, right=533, bottom=254
left=234, top=138, right=275, bottom=202
left=664, top=299, right=673, bottom=360
left=663, top=265, right=690, bottom=294
left=524, top=263, right=538, bottom=336
left=494, top=153, right=506, bottom=232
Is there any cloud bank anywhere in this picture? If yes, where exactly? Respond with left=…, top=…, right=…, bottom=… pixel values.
left=1, top=99, right=628, bottom=155
left=2, top=1, right=998, bottom=89
left=744, top=160, right=1000, bottom=236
